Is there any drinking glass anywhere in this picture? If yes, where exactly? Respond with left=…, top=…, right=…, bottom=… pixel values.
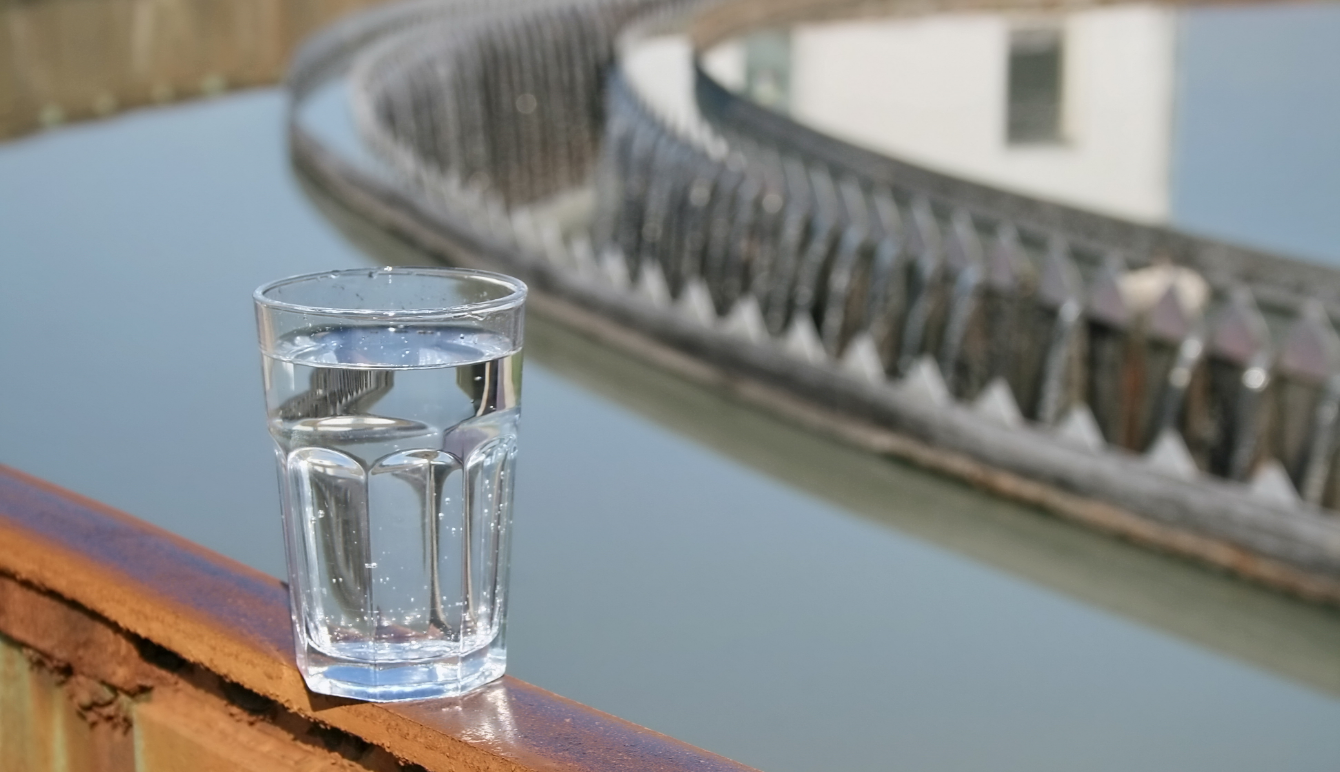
left=254, top=267, right=526, bottom=701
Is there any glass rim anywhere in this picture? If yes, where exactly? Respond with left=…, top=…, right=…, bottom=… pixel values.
left=253, top=266, right=527, bottom=320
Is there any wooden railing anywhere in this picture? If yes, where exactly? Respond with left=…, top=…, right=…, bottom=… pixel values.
left=0, top=465, right=759, bottom=772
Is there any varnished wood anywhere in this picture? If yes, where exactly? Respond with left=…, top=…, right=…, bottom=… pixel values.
left=0, top=466, right=761, bottom=772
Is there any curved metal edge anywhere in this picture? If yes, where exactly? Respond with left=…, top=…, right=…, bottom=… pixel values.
left=292, top=108, right=1340, bottom=594
left=285, top=0, right=1340, bottom=601
left=687, top=19, right=1340, bottom=322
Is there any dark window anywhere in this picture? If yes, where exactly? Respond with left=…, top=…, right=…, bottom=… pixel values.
left=1007, top=28, right=1064, bottom=144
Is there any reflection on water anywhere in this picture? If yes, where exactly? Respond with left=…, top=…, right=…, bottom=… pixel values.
left=707, top=1, right=1340, bottom=263
left=531, top=315, right=1340, bottom=698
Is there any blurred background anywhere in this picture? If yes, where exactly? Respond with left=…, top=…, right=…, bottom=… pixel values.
left=704, top=2, right=1340, bottom=262
left=3, top=1, right=1340, bottom=770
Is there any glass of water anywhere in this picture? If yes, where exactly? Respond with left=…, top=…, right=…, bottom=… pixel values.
left=254, top=267, right=525, bottom=702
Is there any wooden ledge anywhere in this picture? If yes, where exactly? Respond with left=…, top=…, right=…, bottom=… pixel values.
left=0, top=465, right=759, bottom=772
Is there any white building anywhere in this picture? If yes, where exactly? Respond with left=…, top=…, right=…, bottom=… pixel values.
left=706, top=4, right=1179, bottom=223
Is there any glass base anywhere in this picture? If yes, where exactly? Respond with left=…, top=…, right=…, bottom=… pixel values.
left=296, top=639, right=506, bottom=702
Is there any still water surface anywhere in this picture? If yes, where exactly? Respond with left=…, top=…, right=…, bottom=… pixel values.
left=3, top=90, right=1340, bottom=772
